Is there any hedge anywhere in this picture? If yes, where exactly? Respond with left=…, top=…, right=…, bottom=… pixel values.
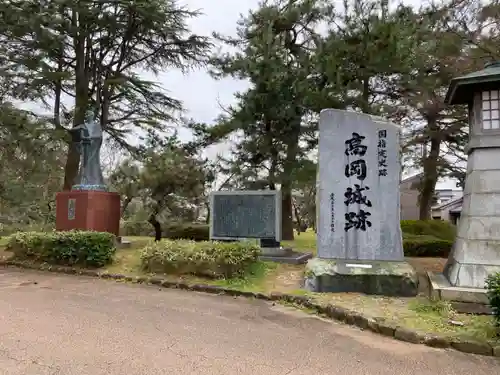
left=120, top=221, right=152, bottom=237
left=0, top=223, right=55, bottom=236
left=140, top=240, right=260, bottom=278
left=401, top=220, right=455, bottom=258
left=400, top=220, right=456, bottom=241
left=163, top=223, right=209, bottom=241
left=6, top=231, right=116, bottom=267
left=120, top=221, right=209, bottom=241
left=403, top=236, right=453, bottom=258
left=486, top=272, right=500, bottom=329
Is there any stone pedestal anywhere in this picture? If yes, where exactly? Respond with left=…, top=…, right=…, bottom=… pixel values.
left=444, top=147, right=500, bottom=288
left=305, top=259, right=418, bottom=296
left=56, top=191, right=121, bottom=236
left=258, top=238, right=313, bottom=264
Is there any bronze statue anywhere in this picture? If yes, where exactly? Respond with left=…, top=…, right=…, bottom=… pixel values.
left=70, top=108, right=108, bottom=192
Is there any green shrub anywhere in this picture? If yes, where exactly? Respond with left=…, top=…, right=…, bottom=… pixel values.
left=120, top=221, right=152, bottom=236
left=403, top=236, right=453, bottom=257
left=0, top=223, right=55, bottom=236
left=400, top=220, right=456, bottom=241
left=7, top=231, right=116, bottom=267
left=486, top=272, right=500, bottom=328
left=140, top=240, right=260, bottom=278
left=120, top=221, right=210, bottom=240
left=163, top=223, right=209, bottom=241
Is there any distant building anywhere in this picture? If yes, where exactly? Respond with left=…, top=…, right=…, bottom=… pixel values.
left=400, top=173, right=422, bottom=220
left=431, top=197, right=463, bottom=225
left=399, top=173, right=462, bottom=222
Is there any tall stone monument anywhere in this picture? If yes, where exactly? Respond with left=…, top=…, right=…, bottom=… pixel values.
left=56, top=109, right=121, bottom=236
left=305, top=109, right=418, bottom=296
left=441, top=62, right=500, bottom=290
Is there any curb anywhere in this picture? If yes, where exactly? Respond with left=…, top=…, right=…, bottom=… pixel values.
left=1, top=260, right=498, bottom=358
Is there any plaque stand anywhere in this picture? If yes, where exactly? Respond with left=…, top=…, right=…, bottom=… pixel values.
left=56, top=190, right=121, bottom=236
left=258, top=238, right=313, bottom=265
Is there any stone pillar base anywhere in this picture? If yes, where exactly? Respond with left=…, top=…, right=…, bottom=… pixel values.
left=56, top=191, right=121, bottom=236
left=444, top=258, right=500, bottom=289
left=260, top=247, right=288, bottom=257
left=304, top=258, right=418, bottom=297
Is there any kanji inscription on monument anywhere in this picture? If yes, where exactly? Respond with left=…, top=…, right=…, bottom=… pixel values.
left=343, top=133, right=372, bottom=233
left=317, top=109, right=404, bottom=261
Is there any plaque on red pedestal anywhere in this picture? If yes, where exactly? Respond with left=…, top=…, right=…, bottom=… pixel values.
left=56, top=190, right=121, bottom=236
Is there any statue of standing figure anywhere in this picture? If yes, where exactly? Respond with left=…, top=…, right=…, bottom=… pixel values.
left=70, top=108, right=108, bottom=192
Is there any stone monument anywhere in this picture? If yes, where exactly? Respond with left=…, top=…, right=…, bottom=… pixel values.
left=56, top=109, right=121, bottom=236
left=426, top=62, right=500, bottom=306
left=209, top=190, right=312, bottom=264
left=304, top=109, right=418, bottom=296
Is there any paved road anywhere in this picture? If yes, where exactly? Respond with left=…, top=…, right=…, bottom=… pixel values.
left=0, top=269, right=498, bottom=375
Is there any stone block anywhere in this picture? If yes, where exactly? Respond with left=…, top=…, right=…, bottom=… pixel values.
left=444, top=259, right=500, bottom=289
left=464, top=170, right=500, bottom=194
left=427, top=271, right=490, bottom=307
left=458, top=216, right=500, bottom=241
left=394, top=327, right=423, bottom=344
left=304, top=258, right=418, bottom=297
left=259, top=246, right=313, bottom=264
left=465, top=193, right=500, bottom=217
left=56, top=190, right=121, bottom=236
left=466, top=148, right=500, bottom=172
left=450, top=237, right=500, bottom=266
left=450, top=340, right=493, bottom=356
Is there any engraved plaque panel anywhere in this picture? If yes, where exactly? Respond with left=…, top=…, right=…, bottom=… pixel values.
left=68, top=198, right=76, bottom=220
left=210, top=191, right=281, bottom=240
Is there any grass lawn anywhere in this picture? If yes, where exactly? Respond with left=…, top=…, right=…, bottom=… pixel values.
left=282, top=230, right=317, bottom=253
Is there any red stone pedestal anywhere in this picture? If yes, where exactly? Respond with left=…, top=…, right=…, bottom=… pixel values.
left=56, top=191, right=121, bottom=236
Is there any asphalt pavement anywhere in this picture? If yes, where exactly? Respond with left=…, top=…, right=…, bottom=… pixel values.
left=0, top=268, right=498, bottom=375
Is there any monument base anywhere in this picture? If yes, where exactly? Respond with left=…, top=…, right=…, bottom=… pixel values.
left=426, top=271, right=491, bottom=314
left=56, top=190, right=121, bottom=236
left=304, top=258, right=418, bottom=297
left=259, top=247, right=313, bottom=264
left=116, top=236, right=132, bottom=249
left=443, top=257, right=500, bottom=289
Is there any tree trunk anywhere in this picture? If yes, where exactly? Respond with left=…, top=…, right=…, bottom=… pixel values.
left=268, top=128, right=278, bottom=190
left=281, top=151, right=297, bottom=240
left=63, top=144, right=80, bottom=190
left=292, top=198, right=302, bottom=235
left=419, top=128, right=441, bottom=220
left=121, top=196, right=133, bottom=218
left=205, top=201, right=210, bottom=224
left=63, top=9, right=89, bottom=191
left=281, top=118, right=301, bottom=241
left=281, top=185, right=294, bottom=240
left=148, top=214, right=162, bottom=242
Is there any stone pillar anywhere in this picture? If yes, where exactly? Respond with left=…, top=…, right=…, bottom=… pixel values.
left=444, top=89, right=500, bottom=288
left=304, top=109, right=417, bottom=296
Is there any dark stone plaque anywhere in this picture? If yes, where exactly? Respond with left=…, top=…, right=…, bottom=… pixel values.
left=68, top=198, right=76, bottom=220
left=210, top=192, right=280, bottom=239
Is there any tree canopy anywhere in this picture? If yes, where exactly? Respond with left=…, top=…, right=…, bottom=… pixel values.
left=1, top=0, right=495, bottom=233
